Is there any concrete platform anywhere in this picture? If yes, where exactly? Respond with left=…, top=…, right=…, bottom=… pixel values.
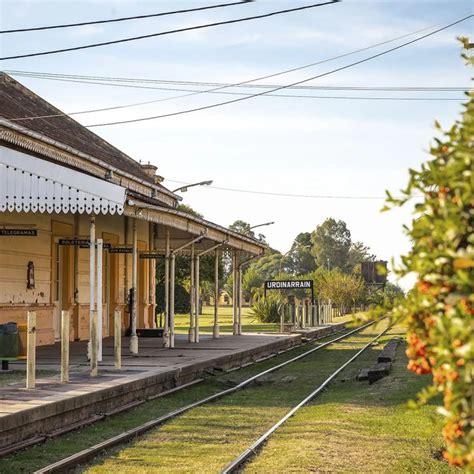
left=0, top=324, right=344, bottom=454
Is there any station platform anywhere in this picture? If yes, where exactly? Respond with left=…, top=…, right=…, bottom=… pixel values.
left=0, top=323, right=345, bottom=454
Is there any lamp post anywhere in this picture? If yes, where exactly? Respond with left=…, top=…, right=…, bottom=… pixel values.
left=248, top=221, right=275, bottom=231
left=172, top=180, right=213, bottom=193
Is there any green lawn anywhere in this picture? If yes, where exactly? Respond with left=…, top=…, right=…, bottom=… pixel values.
left=172, top=305, right=353, bottom=334
left=173, top=305, right=279, bottom=334
left=1, top=323, right=450, bottom=473
left=247, top=326, right=453, bottom=473
left=80, top=322, right=450, bottom=474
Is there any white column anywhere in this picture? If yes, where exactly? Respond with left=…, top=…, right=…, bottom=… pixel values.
left=26, top=311, right=36, bottom=389
left=90, top=310, right=98, bottom=376
left=238, top=266, right=243, bottom=335
left=97, top=238, right=103, bottom=361
left=164, top=228, right=170, bottom=347
left=114, top=308, right=122, bottom=370
left=149, top=223, right=157, bottom=328
left=88, top=217, right=95, bottom=360
left=61, top=310, right=70, bottom=383
left=194, top=255, right=200, bottom=343
left=232, top=253, right=238, bottom=335
left=213, top=250, right=219, bottom=339
left=129, top=219, right=138, bottom=354
left=189, top=245, right=195, bottom=343
left=170, top=253, right=176, bottom=348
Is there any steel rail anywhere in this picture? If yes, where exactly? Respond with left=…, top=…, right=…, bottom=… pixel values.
left=221, top=323, right=390, bottom=473
left=33, top=322, right=374, bottom=474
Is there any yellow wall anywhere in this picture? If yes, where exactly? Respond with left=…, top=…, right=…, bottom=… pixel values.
left=0, top=211, right=152, bottom=346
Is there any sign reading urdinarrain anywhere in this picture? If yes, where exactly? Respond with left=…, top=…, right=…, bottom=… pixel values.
left=265, top=280, right=313, bottom=290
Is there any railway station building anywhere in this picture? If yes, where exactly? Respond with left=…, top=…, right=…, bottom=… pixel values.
left=0, top=73, right=266, bottom=354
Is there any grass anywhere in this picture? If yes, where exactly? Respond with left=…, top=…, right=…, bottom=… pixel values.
left=246, top=325, right=454, bottom=473
left=172, top=305, right=352, bottom=335
left=0, top=330, right=350, bottom=473
left=1, top=322, right=448, bottom=473
left=172, top=305, right=279, bottom=334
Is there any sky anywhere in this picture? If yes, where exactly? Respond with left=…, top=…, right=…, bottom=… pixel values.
left=1, top=0, right=473, bottom=288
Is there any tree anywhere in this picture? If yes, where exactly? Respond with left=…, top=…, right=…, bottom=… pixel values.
left=177, top=203, right=204, bottom=218
left=287, top=232, right=317, bottom=275
left=311, top=218, right=352, bottom=271
left=348, top=241, right=375, bottom=272
left=318, top=269, right=364, bottom=313
left=229, top=219, right=254, bottom=237
left=229, top=219, right=268, bottom=243
left=385, top=40, right=473, bottom=467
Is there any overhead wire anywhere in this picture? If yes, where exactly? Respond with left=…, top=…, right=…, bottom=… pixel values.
left=0, top=1, right=339, bottom=61
left=0, top=1, right=253, bottom=34
left=164, top=179, right=414, bottom=200
left=5, top=84, right=464, bottom=124
left=7, top=69, right=471, bottom=91
left=82, top=14, right=473, bottom=127
left=5, top=19, right=470, bottom=122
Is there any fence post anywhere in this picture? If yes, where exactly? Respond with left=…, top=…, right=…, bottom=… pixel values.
left=114, top=308, right=122, bottom=370
left=26, top=311, right=36, bottom=389
left=61, top=310, right=70, bottom=383
left=90, top=310, right=98, bottom=376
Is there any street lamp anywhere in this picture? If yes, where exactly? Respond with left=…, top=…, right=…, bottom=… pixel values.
left=172, top=180, right=213, bottom=193
left=249, top=221, right=275, bottom=231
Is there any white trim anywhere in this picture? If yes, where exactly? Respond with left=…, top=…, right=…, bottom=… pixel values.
left=0, top=146, right=125, bottom=215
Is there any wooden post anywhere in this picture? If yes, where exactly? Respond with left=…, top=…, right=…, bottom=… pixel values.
left=169, top=253, right=176, bottom=348
left=280, top=304, right=284, bottom=333
left=164, top=229, right=170, bottom=348
left=232, top=253, right=238, bottom=335
left=114, top=308, right=121, bottom=370
left=88, top=217, right=95, bottom=360
left=238, top=266, right=243, bottom=335
left=26, top=311, right=36, bottom=389
left=129, top=219, right=138, bottom=355
left=194, top=255, right=200, bottom=343
left=97, top=238, right=103, bottom=361
left=90, top=310, right=98, bottom=376
left=188, top=245, right=195, bottom=343
left=61, top=310, right=70, bottom=383
left=213, top=250, right=219, bottom=338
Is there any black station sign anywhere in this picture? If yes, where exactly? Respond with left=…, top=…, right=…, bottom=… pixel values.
left=139, top=253, right=162, bottom=259
left=59, top=239, right=111, bottom=249
left=109, top=247, right=133, bottom=254
left=59, top=238, right=90, bottom=246
left=0, top=229, right=37, bottom=236
left=265, top=280, right=313, bottom=290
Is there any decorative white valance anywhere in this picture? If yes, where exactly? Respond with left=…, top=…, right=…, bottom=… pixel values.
left=0, top=147, right=126, bottom=215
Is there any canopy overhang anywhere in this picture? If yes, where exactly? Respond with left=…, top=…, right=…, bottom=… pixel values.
left=125, top=200, right=266, bottom=256
left=0, top=146, right=126, bottom=215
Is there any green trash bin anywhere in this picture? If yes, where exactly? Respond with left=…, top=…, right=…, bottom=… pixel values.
left=0, top=322, right=19, bottom=358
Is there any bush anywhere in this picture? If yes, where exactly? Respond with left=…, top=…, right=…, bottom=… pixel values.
left=251, top=296, right=282, bottom=323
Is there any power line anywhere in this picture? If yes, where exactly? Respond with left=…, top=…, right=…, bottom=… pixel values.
left=84, top=14, right=473, bottom=127
left=5, top=19, right=470, bottom=122
left=5, top=85, right=463, bottom=123
left=0, top=1, right=252, bottom=34
left=0, top=1, right=339, bottom=61
left=164, top=179, right=414, bottom=200
left=8, top=70, right=471, bottom=91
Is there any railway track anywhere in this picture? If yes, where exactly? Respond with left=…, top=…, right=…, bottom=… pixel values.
left=221, top=323, right=389, bottom=473
left=33, top=321, right=379, bottom=474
